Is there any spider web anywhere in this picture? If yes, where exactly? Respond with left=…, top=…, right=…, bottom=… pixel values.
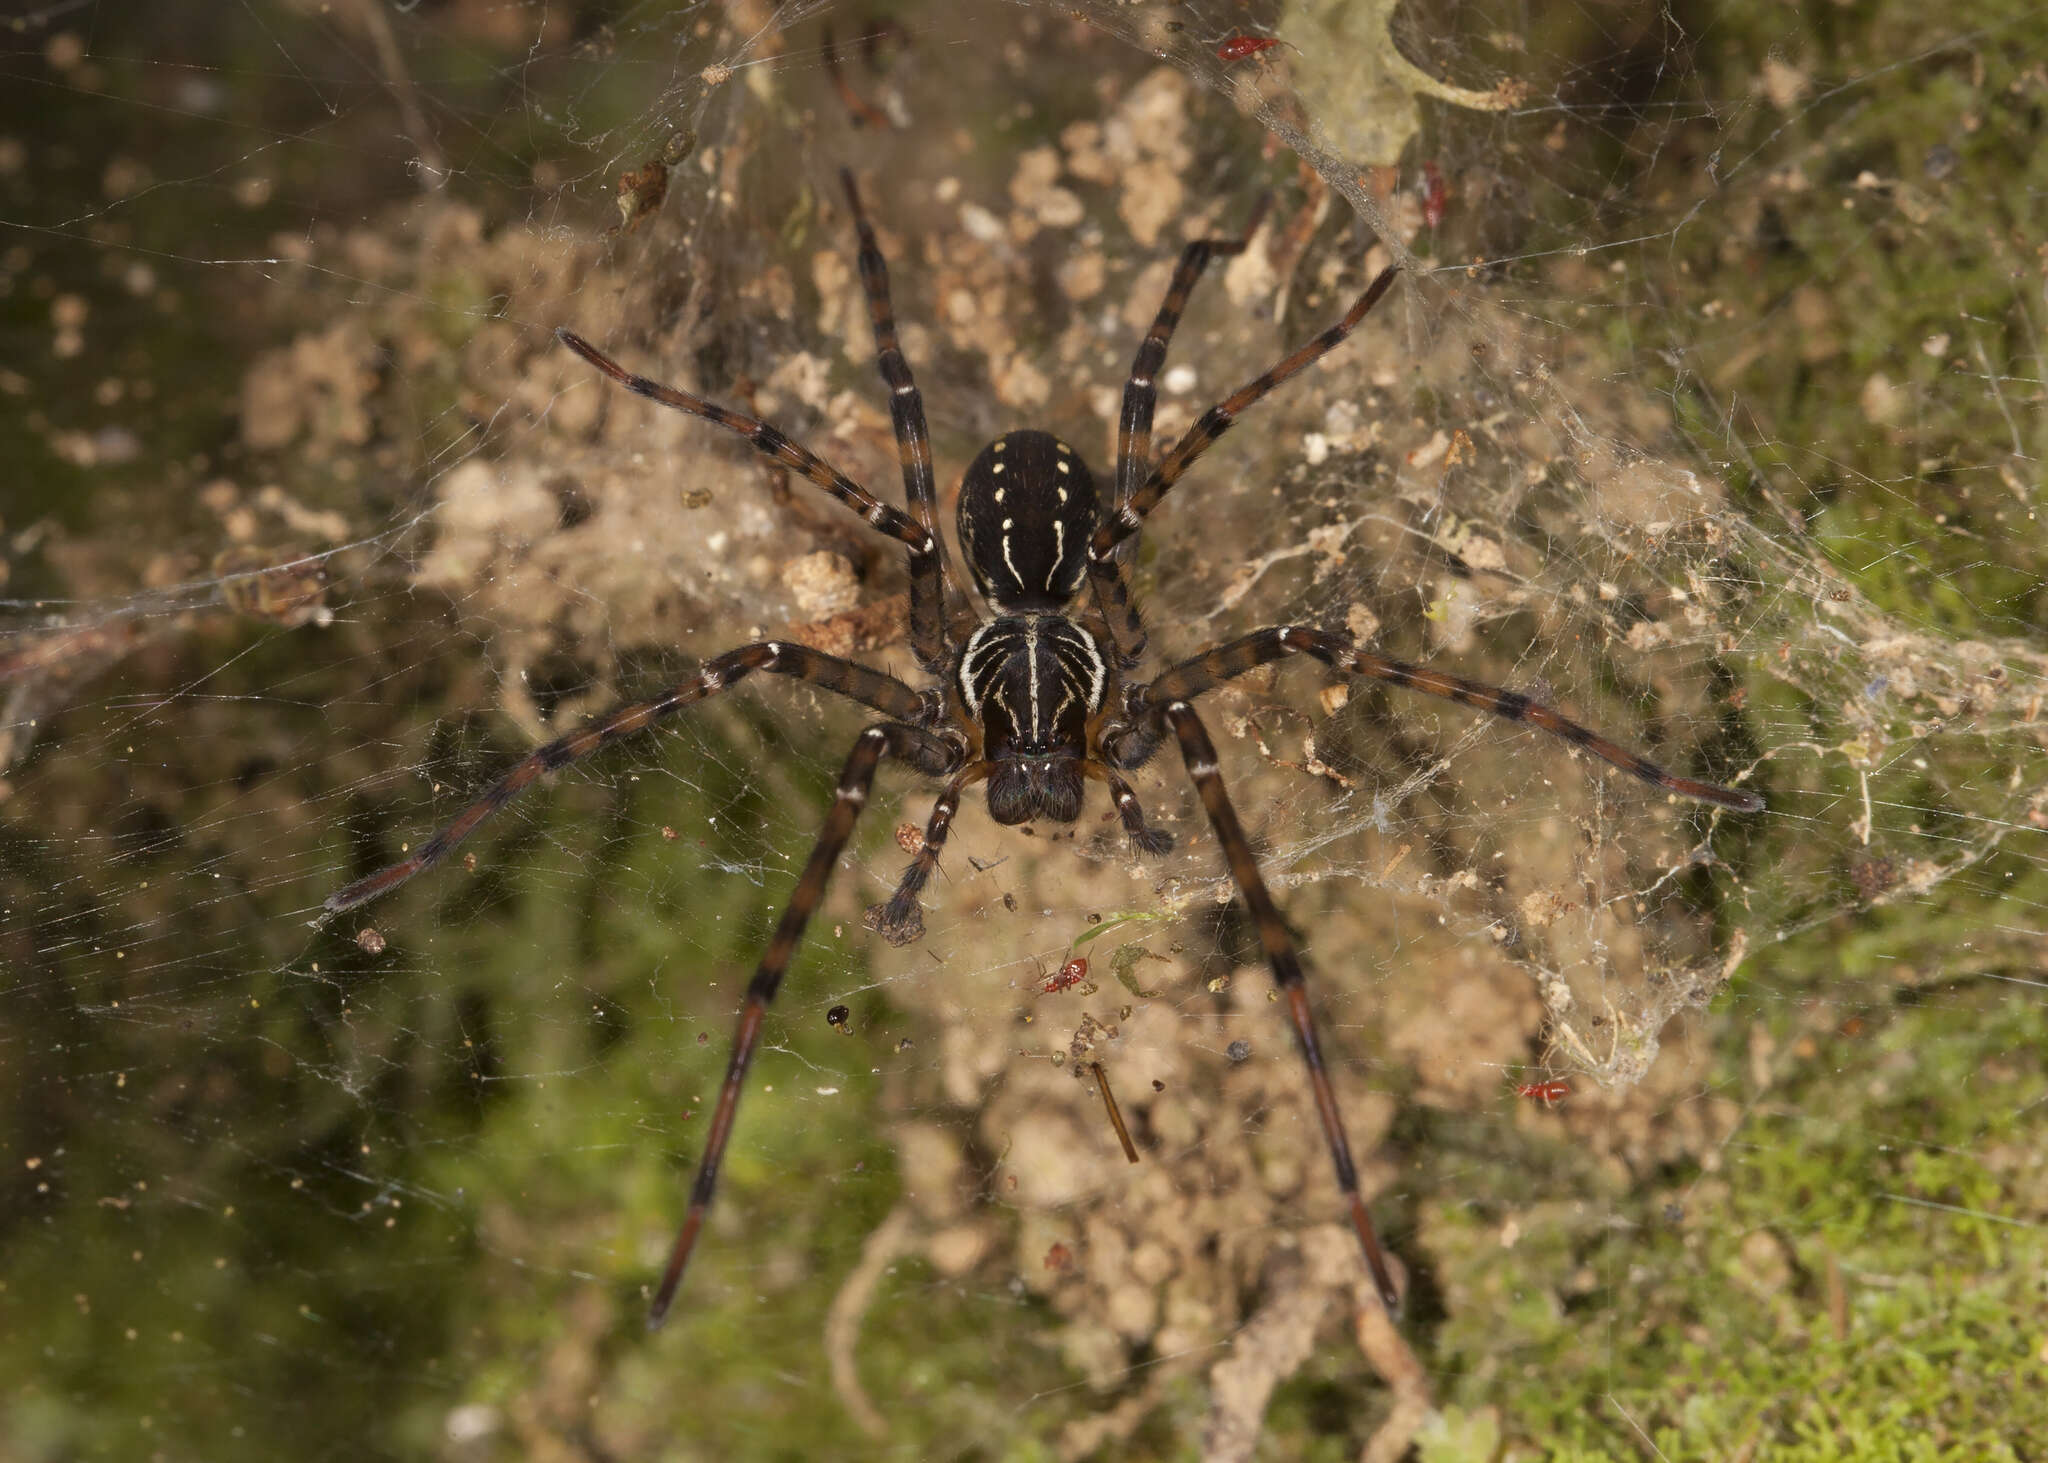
left=2, top=1, right=2044, bottom=1458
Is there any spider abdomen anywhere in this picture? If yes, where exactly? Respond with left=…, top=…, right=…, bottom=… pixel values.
left=956, top=430, right=1099, bottom=611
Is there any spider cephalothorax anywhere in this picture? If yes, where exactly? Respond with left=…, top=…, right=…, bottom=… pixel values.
left=326, top=167, right=1761, bottom=1331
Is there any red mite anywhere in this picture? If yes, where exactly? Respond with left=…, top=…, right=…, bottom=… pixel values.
left=1422, top=162, right=1449, bottom=229
left=1517, top=1080, right=1570, bottom=1106
left=1216, top=34, right=1286, bottom=62
left=1043, top=957, right=1088, bottom=994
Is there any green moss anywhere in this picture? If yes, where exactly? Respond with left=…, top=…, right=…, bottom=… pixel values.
left=1414, top=968, right=2047, bottom=1456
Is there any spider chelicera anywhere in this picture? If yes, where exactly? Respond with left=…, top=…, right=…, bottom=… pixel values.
left=326, top=168, right=1762, bottom=1328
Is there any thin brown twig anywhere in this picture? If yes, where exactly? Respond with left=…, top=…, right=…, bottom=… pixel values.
left=1090, top=1062, right=1140, bottom=1164
left=344, top=0, right=446, bottom=189
left=824, top=1202, right=918, bottom=1438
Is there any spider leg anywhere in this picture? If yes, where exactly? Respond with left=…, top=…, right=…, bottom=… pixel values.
left=1161, top=700, right=1402, bottom=1312
left=1086, top=267, right=1398, bottom=657
left=650, top=721, right=933, bottom=1328
left=1145, top=625, right=1763, bottom=811
left=864, top=760, right=992, bottom=945
left=1081, top=762, right=1175, bottom=854
left=840, top=168, right=950, bottom=672
left=1096, top=197, right=1272, bottom=666
left=324, top=642, right=934, bottom=916
left=556, top=329, right=942, bottom=577
left=822, top=29, right=891, bottom=130
left=1116, top=199, right=1273, bottom=513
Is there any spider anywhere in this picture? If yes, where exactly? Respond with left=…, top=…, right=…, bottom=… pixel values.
left=325, top=168, right=1762, bottom=1329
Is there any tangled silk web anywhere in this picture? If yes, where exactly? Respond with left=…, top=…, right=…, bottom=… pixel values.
left=2, top=0, right=2043, bottom=1457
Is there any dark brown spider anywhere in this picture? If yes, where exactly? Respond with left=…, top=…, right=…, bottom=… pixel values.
left=325, top=169, right=1762, bottom=1329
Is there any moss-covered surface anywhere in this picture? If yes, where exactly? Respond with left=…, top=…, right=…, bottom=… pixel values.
left=1395, top=0, right=2048, bottom=1455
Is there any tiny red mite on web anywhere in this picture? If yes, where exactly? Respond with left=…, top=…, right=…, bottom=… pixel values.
left=1422, top=161, right=1449, bottom=229
left=1216, top=34, right=1286, bottom=62
left=1043, top=957, right=1088, bottom=994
